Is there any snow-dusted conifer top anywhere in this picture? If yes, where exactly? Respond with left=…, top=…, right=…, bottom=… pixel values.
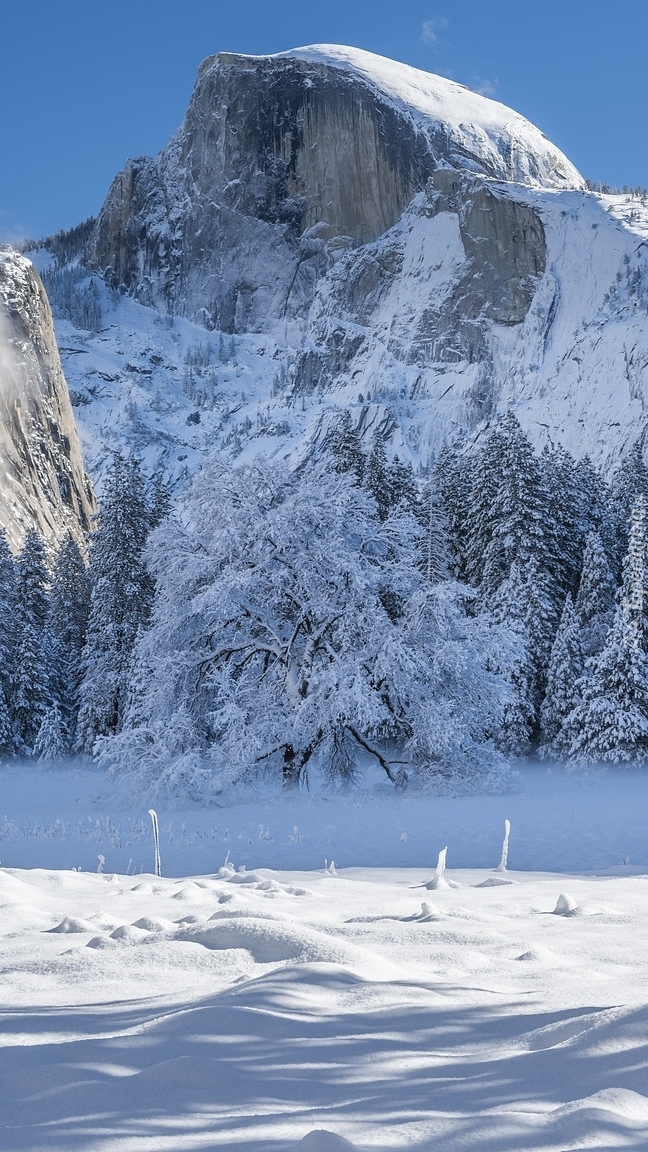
left=256, top=45, right=585, bottom=190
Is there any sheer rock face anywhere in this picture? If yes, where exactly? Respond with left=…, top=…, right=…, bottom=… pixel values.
left=291, top=170, right=548, bottom=400
left=0, top=249, right=96, bottom=551
left=86, top=47, right=579, bottom=334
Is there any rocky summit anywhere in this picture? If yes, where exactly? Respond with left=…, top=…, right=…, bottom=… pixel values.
left=10, top=45, right=648, bottom=519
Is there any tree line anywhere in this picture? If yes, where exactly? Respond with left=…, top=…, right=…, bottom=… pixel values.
left=6, top=414, right=648, bottom=798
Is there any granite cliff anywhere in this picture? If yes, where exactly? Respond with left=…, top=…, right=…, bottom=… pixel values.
left=29, top=46, right=648, bottom=486
left=0, top=248, right=95, bottom=549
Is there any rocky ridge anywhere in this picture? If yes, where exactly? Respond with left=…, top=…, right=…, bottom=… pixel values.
left=30, top=46, right=648, bottom=493
left=0, top=248, right=95, bottom=549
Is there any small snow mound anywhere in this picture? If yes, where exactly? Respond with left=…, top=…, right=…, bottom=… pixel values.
left=109, top=924, right=150, bottom=942
left=47, top=916, right=95, bottom=934
left=419, top=901, right=440, bottom=921
left=86, top=935, right=119, bottom=949
left=515, top=949, right=541, bottom=962
left=477, top=876, right=515, bottom=887
left=552, top=1088, right=648, bottom=1123
left=553, top=892, right=581, bottom=917
left=171, top=886, right=203, bottom=901
left=86, top=913, right=121, bottom=931
left=227, top=870, right=266, bottom=885
left=131, top=916, right=175, bottom=933
left=290, top=1130, right=360, bottom=1151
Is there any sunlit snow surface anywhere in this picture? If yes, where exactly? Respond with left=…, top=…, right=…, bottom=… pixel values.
left=1, top=764, right=648, bottom=1149
left=273, top=46, right=584, bottom=190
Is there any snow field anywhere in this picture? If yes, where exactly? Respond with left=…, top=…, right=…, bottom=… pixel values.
left=1, top=859, right=648, bottom=1149
left=2, top=764, right=648, bottom=1148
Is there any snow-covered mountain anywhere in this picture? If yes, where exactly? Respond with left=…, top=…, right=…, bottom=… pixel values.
left=28, top=47, right=648, bottom=495
left=0, top=248, right=95, bottom=548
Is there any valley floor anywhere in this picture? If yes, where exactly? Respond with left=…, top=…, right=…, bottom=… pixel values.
left=0, top=764, right=647, bottom=1150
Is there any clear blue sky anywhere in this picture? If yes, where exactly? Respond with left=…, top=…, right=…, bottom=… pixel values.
left=1, top=0, right=646, bottom=242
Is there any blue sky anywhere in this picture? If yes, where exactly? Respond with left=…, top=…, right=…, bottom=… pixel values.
left=1, top=0, right=646, bottom=241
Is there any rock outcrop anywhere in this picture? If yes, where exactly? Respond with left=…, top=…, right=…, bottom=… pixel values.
left=0, top=248, right=95, bottom=550
left=86, top=46, right=583, bottom=334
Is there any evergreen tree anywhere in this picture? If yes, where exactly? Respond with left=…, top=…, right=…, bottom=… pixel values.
left=542, top=444, right=585, bottom=596
left=76, top=453, right=153, bottom=752
left=421, top=480, right=451, bottom=583
left=389, top=457, right=420, bottom=517
left=576, top=531, right=616, bottom=657
left=329, top=411, right=365, bottom=485
left=610, top=440, right=648, bottom=561
left=11, top=529, right=51, bottom=752
left=619, top=492, right=648, bottom=647
left=478, top=413, right=560, bottom=600
left=566, top=610, right=648, bottom=763
left=434, top=441, right=473, bottom=582
left=488, top=562, right=542, bottom=751
left=34, top=702, right=67, bottom=762
left=539, top=595, right=585, bottom=754
left=573, top=455, right=617, bottom=570
left=148, top=469, right=172, bottom=529
left=567, top=497, right=648, bottom=763
left=365, top=432, right=392, bottom=520
left=0, top=531, right=17, bottom=756
left=48, top=534, right=90, bottom=744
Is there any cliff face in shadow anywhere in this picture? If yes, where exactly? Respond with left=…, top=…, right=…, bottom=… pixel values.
left=0, top=249, right=95, bottom=550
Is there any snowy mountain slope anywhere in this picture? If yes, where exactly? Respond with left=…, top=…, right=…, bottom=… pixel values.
left=294, top=178, right=648, bottom=470
left=0, top=248, right=95, bottom=549
left=28, top=46, right=648, bottom=495
left=84, top=46, right=583, bottom=336
left=40, top=181, right=648, bottom=490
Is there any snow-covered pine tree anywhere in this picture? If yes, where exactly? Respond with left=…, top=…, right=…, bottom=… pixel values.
left=11, top=529, right=51, bottom=753
left=573, top=455, right=617, bottom=571
left=421, top=479, right=450, bottom=583
left=542, top=444, right=585, bottom=596
left=610, top=440, right=648, bottom=562
left=575, top=531, right=616, bottom=657
left=328, top=411, right=365, bottom=485
left=487, top=562, right=538, bottom=753
left=76, top=453, right=153, bottom=752
left=148, top=469, right=172, bottom=529
left=0, top=531, right=17, bottom=756
left=48, top=534, right=90, bottom=745
left=619, top=492, right=648, bottom=647
left=389, top=457, right=419, bottom=517
left=478, top=413, right=561, bottom=601
left=539, top=595, right=585, bottom=754
left=365, top=432, right=392, bottom=521
left=33, top=702, right=67, bottom=762
left=566, top=610, right=648, bottom=763
left=567, top=494, right=648, bottom=763
left=433, top=442, right=471, bottom=581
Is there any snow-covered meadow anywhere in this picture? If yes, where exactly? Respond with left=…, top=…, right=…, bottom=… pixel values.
left=1, top=761, right=648, bottom=1150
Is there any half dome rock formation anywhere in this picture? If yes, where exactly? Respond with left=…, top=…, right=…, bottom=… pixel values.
left=86, top=45, right=583, bottom=333
left=43, top=46, right=648, bottom=482
left=0, top=248, right=95, bottom=550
